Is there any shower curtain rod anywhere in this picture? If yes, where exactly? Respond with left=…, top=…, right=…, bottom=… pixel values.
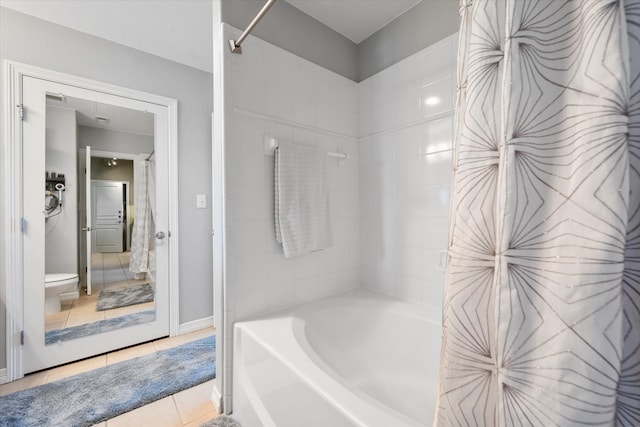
left=229, top=0, right=277, bottom=54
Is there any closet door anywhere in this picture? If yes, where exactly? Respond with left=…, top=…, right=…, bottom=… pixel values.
left=85, top=146, right=92, bottom=296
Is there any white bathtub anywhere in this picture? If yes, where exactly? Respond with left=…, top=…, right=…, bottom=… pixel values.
left=233, top=290, right=442, bottom=427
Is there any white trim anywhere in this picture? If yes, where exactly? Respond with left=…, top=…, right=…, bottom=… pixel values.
left=178, top=316, right=215, bottom=335
left=0, top=368, right=7, bottom=385
left=213, top=13, right=227, bottom=415
left=89, top=150, right=148, bottom=161
left=8, top=61, right=176, bottom=107
left=3, top=60, right=179, bottom=381
left=211, top=381, right=223, bottom=414
left=4, top=60, right=25, bottom=382
left=168, top=101, right=180, bottom=338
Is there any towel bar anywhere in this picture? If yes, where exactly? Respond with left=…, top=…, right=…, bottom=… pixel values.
left=263, top=135, right=349, bottom=162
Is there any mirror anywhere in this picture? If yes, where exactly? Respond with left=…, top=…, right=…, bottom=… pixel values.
left=44, top=94, right=156, bottom=345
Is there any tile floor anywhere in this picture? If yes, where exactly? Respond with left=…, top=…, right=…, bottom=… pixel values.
left=91, top=252, right=149, bottom=293
left=0, top=327, right=220, bottom=427
left=45, top=252, right=154, bottom=332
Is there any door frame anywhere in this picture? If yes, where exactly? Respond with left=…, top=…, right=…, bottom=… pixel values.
left=79, top=149, right=143, bottom=294
left=3, top=60, right=180, bottom=382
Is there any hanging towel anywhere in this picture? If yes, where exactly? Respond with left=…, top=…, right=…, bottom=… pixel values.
left=275, top=141, right=333, bottom=258
left=130, top=160, right=153, bottom=275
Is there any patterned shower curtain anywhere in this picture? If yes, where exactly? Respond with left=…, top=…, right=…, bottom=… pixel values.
left=437, top=1, right=640, bottom=425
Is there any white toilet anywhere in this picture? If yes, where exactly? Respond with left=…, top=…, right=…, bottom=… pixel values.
left=45, top=273, right=80, bottom=315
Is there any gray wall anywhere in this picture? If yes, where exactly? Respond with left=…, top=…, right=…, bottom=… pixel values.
left=90, top=158, right=134, bottom=194
left=357, top=0, right=459, bottom=81
left=45, top=106, right=78, bottom=275
left=220, top=0, right=358, bottom=81
left=0, top=7, right=213, bottom=371
left=78, top=126, right=154, bottom=156
left=221, top=0, right=459, bottom=82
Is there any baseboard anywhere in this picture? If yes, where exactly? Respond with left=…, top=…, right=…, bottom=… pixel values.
left=0, top=368, right=8, bottom=385
left=178, top=316, right=214, bottom=335
left=211, top=383, right=223, bottom=413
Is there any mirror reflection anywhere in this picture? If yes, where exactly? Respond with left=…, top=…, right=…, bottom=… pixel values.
left=44, top=94, right=156, bottom=345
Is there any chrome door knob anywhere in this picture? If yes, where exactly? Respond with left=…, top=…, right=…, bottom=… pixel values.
left=155, top=231, right=166, bottom=239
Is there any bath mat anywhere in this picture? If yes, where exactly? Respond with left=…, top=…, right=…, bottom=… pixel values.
left=200, top=415, right=242, bottom=427
left=45, top=310, right=155, bottom=345
left=0, top=335, right=216, bottom=427
left=96, top=283, right=154, bottom=311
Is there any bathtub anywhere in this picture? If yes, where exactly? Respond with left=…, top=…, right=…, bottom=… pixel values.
left=232, top=290, right=442, bottom=427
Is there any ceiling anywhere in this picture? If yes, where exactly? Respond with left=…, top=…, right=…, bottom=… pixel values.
left=285, top=0, right=422, bottom=43
left=47, top=94, right=155, bottom=136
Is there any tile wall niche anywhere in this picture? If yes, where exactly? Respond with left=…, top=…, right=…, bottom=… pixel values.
left=221, top=24, right=360, bottom=402
left=358, top=34, right=457, bottom=312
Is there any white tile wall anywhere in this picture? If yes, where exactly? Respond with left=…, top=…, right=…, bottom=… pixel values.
left=358, top=34, right=457, bottom=311
left=222, top=24, right=360, bottom=406
left=223, top=25, right=359, bottom=325
left=222, top=26, right=457, bottom=406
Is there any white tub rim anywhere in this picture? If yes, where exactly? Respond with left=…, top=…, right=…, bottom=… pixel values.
left=234, top=289, right=442, bottom=426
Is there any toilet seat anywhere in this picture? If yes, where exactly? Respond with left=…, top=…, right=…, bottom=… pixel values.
left=45, top=273, right=79, bottom=287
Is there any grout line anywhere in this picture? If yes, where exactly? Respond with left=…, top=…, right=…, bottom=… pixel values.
left=172, top=394, right=186, bottom=426
left=169, top=395, right=183, bottom=426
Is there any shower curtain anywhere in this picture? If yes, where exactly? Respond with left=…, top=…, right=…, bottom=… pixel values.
left=437, top=1, right=640, bottom=425
left=129, top=159, right=155, bottom=276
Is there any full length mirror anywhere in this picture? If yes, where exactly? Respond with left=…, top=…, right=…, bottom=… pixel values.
left=19, top=71, right=172, bottom=374
left=44, top=94, right=156, bottom=345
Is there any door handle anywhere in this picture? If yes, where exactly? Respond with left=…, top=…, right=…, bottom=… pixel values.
left=81, top=227, right=91, bottom=231
left=155, top=231, right=166, bottom=239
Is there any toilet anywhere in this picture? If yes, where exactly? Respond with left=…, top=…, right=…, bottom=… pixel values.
left=45, top=273, right=80, bottom=315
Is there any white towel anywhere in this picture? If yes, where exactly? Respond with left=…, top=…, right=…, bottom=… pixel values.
left=275, top=141, right=333, bottom=258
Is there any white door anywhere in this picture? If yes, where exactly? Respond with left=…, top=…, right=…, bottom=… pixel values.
left=85, top=146, right=92, bottom=295
left=21, top=76, right=171, bottom=374
left=91, top=180, right=125, bottom=253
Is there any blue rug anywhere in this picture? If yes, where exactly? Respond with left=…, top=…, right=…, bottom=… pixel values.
left=0, top=335, right=216, bottom=427
left=45, top=310, right=156, bottom=345
left=96, top=283, right=154, bottom=311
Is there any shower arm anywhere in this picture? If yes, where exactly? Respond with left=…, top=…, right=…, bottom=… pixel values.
left=229, top=0, right=277, bottom=54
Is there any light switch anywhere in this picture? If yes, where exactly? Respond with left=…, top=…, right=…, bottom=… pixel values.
left=196, top=194, right=207, bottom=209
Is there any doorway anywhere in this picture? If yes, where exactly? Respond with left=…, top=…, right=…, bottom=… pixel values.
left=91, top=180, right=127, bottom=254
left=4, top=62, right=179, bottom=379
